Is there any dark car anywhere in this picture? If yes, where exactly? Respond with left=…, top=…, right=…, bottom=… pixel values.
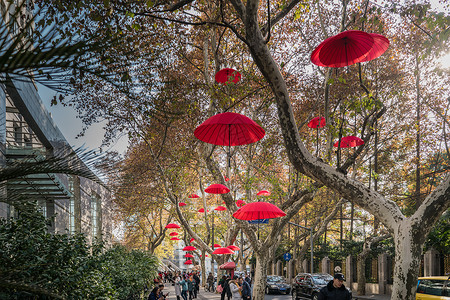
left=266, top=275, right=291, bottom=295
left=291, top=273, right=352, bottom=300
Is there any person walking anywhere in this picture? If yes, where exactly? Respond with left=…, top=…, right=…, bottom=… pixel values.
left=174, top=273, right=182, bottom=300
left=187, top=275, right=195, bottom=300
left=318, top=273, right=351, bottom=300
left=241, top=277, right=251, bottom=300
left=193, top=271, right=200, bottom=298
left=180, top=277, right=189, bottom=300
left=229, top=275, right=242, bottom=300
left=206, top=272, right=215, bottom=292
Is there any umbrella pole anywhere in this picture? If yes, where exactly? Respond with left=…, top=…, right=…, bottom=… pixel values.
left=316, top=126, right=319, bottom=156
left=227, top=125, right=231, bottom=179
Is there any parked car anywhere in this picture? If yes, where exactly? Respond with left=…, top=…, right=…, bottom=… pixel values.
left=266, top=275, right=291, bottom=294
left=291, top=273, right=352, bottom=300
left=416, top=276, right=450, bottom=300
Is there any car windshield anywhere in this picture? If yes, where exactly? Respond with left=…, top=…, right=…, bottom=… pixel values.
left=267, top=276, right=284, bottom=283
left=312, top=275, right=333, bottom=285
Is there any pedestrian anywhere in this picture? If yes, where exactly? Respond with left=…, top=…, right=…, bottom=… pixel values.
left=229, top=275, right=242, bottom=300
left=180, top=277, right=189, bottom=300
left=318, top=273, right=351, bottom=300
left=219, top=275, right=229, bottom=300
left=148, top=284, right=168, bottom=300
left=244, top=273, right=251, bottom=286
left=174, top=273, right=182, bottom=300
left=187, top=275, right=195, bottom=300
left=193, top=271, right=200, bottom=298
left=241, top=277, right=251, bottom=300
left=207, top=272, right=215, bottom=292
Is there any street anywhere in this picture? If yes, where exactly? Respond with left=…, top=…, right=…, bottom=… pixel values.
left=265, top=292, right=292, bottom=300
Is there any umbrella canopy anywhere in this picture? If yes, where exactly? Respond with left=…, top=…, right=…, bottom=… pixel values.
left=194, top=112, right=265, bottom=146
left=333, top=136, right=365, bottom=148
left=198, top=208, right=209, bottom=213
left=214, top=206, right=227, bottom=211
left=205, top=254, right=209, bottom=257
left=213, top=244, right=222, bottom=248
left=311, top=30, right=374, bottom=68
left=307, top=116, right=326, bottom=129
left=233, top=202, right=286, bottom=220
left=188, top=194, right=200, bottom=198
left=236, top=200, right=246, bottom=207
left=169, top=232, right=179, bottom=236
left=184, top=260, right=193, bottom=265
left=215, top=68, right=241, bottom=84
left=227, top=245, right=240, bottom=251
left=219, top=261, right=236, bottom=270
left=224, top=176, right=230, bottom=182
left=183, top=246, right=197, bottom=251
left=165, top=223, right=181, bottom=229
left=170, top=237, right=180, bottom=241
left=256, top=190, right=271, bottom=196
left=359, top=33, right=390, bottom=63
left=179, top=202, right=187, bottom=207
left=190, top=238, right=195, bottom=243
left=184, top=253, right=194, bottom=258
left=212, top=247, right=235, bottom=255
left=205, top=184, right=230, bottom=194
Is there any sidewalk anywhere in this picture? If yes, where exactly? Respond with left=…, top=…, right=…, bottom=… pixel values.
left=162, top=284, right=222, bottom=300
left=354, top=294, right=391, bottom=300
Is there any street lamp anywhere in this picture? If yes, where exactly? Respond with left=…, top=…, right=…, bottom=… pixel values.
left=288, top=222, right=314, bottom=273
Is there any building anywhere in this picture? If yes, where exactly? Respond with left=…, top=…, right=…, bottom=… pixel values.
left=0, top=0, right=113, bottom=243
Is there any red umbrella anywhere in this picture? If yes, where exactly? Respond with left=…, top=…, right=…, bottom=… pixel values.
left=184, top=260, right=193, bottom=265
left=185, top=253, right=194, bottom=258
left=214, top=206, right=227, bottom=211
left=205, top=184, right=230, bottom=194
left=170, top=237, right=180, bottom=241
left=213, top=244, right=222, bottom=248
left=224, top=176, right=230, bottom=182
left=190, top=238, right=195, bottom=243
left=236, top=200, right=246, bottom=207
left=198, top=208, right=210, bottom=213
left=213, top=247, right=235, bottom=255
left=233, top=202, right=286, bottom=220
left=183, top=246, right=197, bottom=251
left=227, top=245, right=240, bottom=251
left=179, top=202, right=187, bottom=207
left=165, top=223, right=181, bottom=229
left=169, top=232, right=179, bottom=236
left=188, top=194, right=200, bottom=198
left=215, top=68, right=241, bottom=84
left=333, top=136, right=364, bottom=148
left=359, top=33, right=389, bottom=63
left=307, top=116, right=326, bottom=129
left=205, top=254, right=209, bottom=257
left=311, top=30, right=374, bottom=68
left=256, top=190, right=271, bottom=196
left=219, top=261, right=236, bottom=270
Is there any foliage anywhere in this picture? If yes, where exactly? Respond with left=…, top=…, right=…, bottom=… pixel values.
left=424, top=209, right=450, bottom=254
left=0, top=204, right=158, bottom=299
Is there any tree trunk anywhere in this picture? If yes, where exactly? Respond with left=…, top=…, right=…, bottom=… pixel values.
left=357, top=252, right=367, bottom=295
left=252, top=253, right=269, bottom=300
left=390, top=221, right=423, bottom=300
left=201, top=251, right=206, bottom=287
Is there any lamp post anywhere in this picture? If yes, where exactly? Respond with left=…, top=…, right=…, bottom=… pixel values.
left=288, top=222, right=314, bottom=273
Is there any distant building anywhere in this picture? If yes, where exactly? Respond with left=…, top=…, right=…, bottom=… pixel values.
left=0, top=0, right=113, bottom=244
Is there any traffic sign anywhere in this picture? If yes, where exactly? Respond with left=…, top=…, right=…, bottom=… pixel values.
left=283, top=253, right=292, bottom=261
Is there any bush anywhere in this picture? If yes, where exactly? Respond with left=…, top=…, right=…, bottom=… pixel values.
left=0, top=204, right=158, bottom=299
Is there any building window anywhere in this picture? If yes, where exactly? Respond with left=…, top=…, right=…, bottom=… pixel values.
left=68, top=177, right=75, bottom=234
left=91, top=193, right=101, bottom=240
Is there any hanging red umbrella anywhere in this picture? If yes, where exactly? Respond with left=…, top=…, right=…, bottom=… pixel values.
left=165, top=223, right=181, bottom=229
left=359, top=33, right=390, bottom=63
left=311, top=30, right=374, bottom=68
left=215, top=68, right=241, bottom=84
left=188, top=194, right=200, bottom=198
left=224, top=176, right=230, bottom=182
left=256, top=190, right=271, bottom=196
left=190, top=238, right=195, bottom=243
left=184, top=260, right=193, bottom=265
left=179, top=202, right=187, bottom=207
left=185, top=253, right=194, bottom=258
left=213, top=244, right=222, bottom=248
left=333, top=136, right=364, bottom=148
left=214, top=206, right=227, bottom=211
left=220, top=261, right=236, bottom=270
left=198, top=208, right=210, bottom=213
left=233, top=202, right=286, bottom=220
left=227, top=245, right=240, bottom=251
left=205, top=184, right=230, bottom=194
left=170, top=237, right=180, bottom=241
left=183, top=246, right=197, bottom=251
left=205, top=254, right=209, bottom=257
left=236, top=200, right=246, bottom=207
left=213, top=247, right=235, bottom=255
left=169, top=232, right=179, bottom=236
left=307, top=116, right=326, bottom=129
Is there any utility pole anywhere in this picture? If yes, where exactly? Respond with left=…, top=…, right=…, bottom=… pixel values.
left=288, top=222, right=314, bottom=273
